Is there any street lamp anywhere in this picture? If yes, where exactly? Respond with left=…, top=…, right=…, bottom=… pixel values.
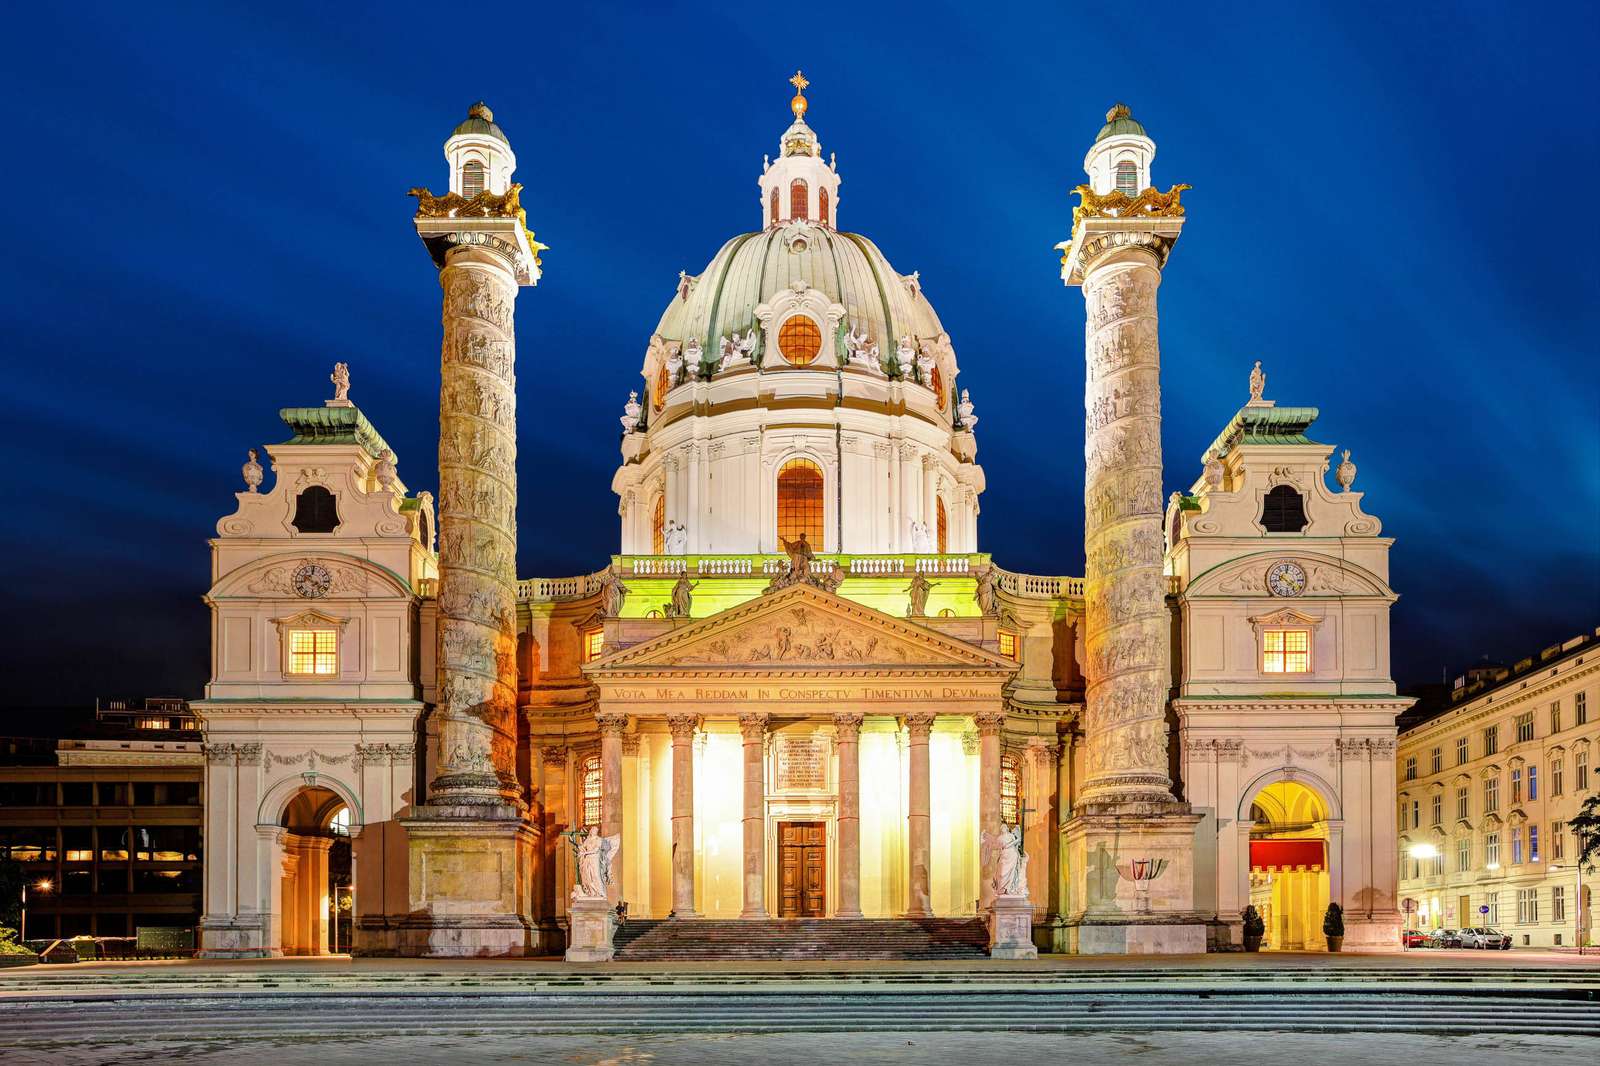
left=20, top=879, right=52, bottom=944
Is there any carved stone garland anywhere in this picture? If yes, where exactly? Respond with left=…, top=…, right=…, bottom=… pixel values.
left=1079, top=247, right=1174, bottom=807
left=431, top=252, right=522, bottom=805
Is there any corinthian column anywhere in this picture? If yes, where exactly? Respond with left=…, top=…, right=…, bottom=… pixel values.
left=975, top=710, right=1005, bottom=913
left=739, top=713, right=769, bottom=918
left=666, top=714, right=700, bottom=917
left=598, top=712, right=629, bottom=906
left=903, top=712, right=936, bottom=917
left=833, top=713, right=864, bottom=918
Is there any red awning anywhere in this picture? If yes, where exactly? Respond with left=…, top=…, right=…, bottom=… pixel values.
left=1250, top=839, right=1325, bottom=871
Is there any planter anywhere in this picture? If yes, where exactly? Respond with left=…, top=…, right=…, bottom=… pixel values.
left=1326, top=935, right=1344, bottom=953
left=1242, top=934, right=1263, bottom=952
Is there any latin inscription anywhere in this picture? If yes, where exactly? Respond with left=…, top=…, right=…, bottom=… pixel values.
left=605, top=685, right=993, bottom=702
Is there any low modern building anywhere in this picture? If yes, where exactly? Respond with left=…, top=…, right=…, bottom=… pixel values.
left=1397, top=629, right=1599, bottom=946
left=0, top=700, right=205, bottom=940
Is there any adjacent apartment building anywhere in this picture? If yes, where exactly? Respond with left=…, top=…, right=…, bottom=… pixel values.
left=1397, top=628, right=1599, bottom=946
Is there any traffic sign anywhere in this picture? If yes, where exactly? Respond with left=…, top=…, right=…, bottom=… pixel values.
left=1479, top=905, right=1489, bottom=915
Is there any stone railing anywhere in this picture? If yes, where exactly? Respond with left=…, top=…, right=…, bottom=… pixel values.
left=515, top=571, right=609, bottom=603
left=992, top=568, right=1085, bottom=600
left=617, top=552, right=987, bottom=578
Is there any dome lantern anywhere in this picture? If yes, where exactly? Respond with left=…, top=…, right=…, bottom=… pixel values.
left=444, top=101, right=517, bottom=198
left=759, top=71, right=841, bottom=230
left=1083, top=102, right=1155, bottom=197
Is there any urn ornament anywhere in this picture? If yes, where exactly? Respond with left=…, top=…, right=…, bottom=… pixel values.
left=1335, top=449, right=1357, bottom=491
left=241, top=449, right=264, bottom=493
left=374, top=448, right=398, bottom=492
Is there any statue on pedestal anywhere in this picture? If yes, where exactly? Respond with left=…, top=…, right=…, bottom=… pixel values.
left=571, top=827, right=621, bottom=901
left=666, top=572, right=697, bottom=618
left=987, top=823, right=1028, bottom=898
left=905, top=572, right=931, bottom=617
left=662, top=519, right=687, bottom=556
left=330, top=362, right=351, bottom=404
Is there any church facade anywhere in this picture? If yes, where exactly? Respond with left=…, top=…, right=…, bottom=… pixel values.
left=194, top=82, right=1407, bottom=958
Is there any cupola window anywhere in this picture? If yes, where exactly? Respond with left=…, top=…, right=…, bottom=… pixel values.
left=777, top=315, right=821, bottom=365
left=652, top=361, right=669, bottom=412
left=819, top=187, right=830, bottom=226
left=1260, top=485, right=1308, bottom=533
left=1115, top=160, right=1138, bottom=196
left=936, top=498, right=948, bottom=553
left=930, top=364, right=945, bottom=410
left=790, top=179, right=808, bottom=221
left=770, top=188, right=780, bottom=226
left=461, top=160, right=485, bottom=198
left=776, top=459, right=825, bottom=545
left=651, top=495, right=665, bottom=554
left=292, top=486, right=340, bottom=533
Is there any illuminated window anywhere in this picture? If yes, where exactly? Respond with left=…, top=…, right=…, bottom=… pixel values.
left=1553, top=759, right=1564, bottom=796
left=461, top=160, right=485, bottom=198
left=790, top=179, right=808, bottom=221
left=1115, top=160, right=1138, bottom=196
left=292, top=486, right=339, bottom=533
left=580, top=754, right=601, bottom=830
left=652, top=361, right=669, bottom=412
left=288, top=629, right=338, bottom=676
left=1260, top=629, right=1309, bottom=673
left=328, top=807, right=351, bottom=836
left=819, top=187, right=830, bottom=226
left=1260, top=485, right=1307, bottom=533
left=777, top=315, right=821, bottom=365
left=776, top=459, right=824, bottom=545
left=1000, top=752, right=1023, bottom=826
left=998, top=630, right=1018, bottom=661
left=651, top=496, right=665, bottom=554
left=583, top=628, right=604, bottom=663
left=936, top=497, right=948, bottom=553
left=770, top=187, right=779, bottom=225
left=931, top=364, right=945, bottom=410
left=1484, top=776, right=1498, bottom=812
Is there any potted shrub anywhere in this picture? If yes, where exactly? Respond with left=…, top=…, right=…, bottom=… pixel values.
left=1323, top=902, right=1345, bottom=952
left=1241, top=905, right=1265, bottom=952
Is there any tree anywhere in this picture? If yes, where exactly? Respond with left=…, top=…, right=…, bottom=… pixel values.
left=1571, top=793, right=1600, bottom=872
left=0, top=858, right=22, bottom=930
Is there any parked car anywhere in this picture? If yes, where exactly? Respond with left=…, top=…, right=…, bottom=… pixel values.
left=1428, top=928, right=1463, bottom=948
left=1401, top=928, right=1430, bottom=947
left=1460, top=927, right=1512, bottom=949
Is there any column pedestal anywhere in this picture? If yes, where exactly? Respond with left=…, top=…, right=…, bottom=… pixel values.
left=398, top=804, right=538, bottom=956
left=989, top=895, right=1039, bottom=959
left=1062, top=806, right=1206, bottom=954
left=565, top=896, right=617, bottom=962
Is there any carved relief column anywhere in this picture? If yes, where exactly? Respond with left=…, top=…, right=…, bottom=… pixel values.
left=667, top=714, right=701, bottom=917
left=739, top=713, right=770, bottom=918
left=975, top=710, right=1005, bottom=913
left=598, top=713, right=629, bottom=907
left=903, top=712, right=937, bottom=917
left=833, top=713, right=864, bottom=918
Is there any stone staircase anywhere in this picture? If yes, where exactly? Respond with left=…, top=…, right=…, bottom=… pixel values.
left=612, top=917, right=992, bottom=961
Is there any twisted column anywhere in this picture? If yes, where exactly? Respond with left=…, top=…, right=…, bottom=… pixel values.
left=833, top=713, right=864, bottom=918
left=666, top=714, right=700, bottom=917
left=1079, top=245, right=1175, bottom=807
left=431, top=246, right=521, bottom=806
left=903, top=712, right=936, bottom=916
left=739, top=713, right=769, bottom=917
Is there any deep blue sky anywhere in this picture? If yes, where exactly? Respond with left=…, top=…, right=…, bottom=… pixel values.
left=2, top=1, right=1595, bottom=707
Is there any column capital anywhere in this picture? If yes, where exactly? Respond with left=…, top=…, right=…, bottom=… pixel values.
left=596, top=712, right=630, bottom=738
left=540, top=744, right=568, bottom=767
left=974, top=710, right=1006, bottom=736
left=831, top=712, right=864, bottom=736
left=902, top=712, right=937, bottom=738
left=666, top=714, right=702, bottom=742
left=738, top=713, right=770, bottom=741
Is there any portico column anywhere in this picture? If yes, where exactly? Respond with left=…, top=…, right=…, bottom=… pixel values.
left=975, top=710, right=1005, bottom=913
left=904, top=712, right=937, bottom=917
left=597, top=712, right=629, bottom=906
left=833, top=713, right=864, bottom=918
left=667, top=714, right=701, bottom=917
left=739, top=713, right=769, bottom=918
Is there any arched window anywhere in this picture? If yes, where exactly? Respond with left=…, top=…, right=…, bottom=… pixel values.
left=1260, top=485, right=1308, bottom=533
left=931, top=364, right=945, bottom=410
left=777, top=315, right=821, bottom=365
left=819, top=187, right=830, bottom=226
left=776, top=458, right=825, bottom=545
left=1115, top=160, right=1138, bottom=196
left=651, top=495, right=665, bottom=554
left=652, top=361, right=669, bottom=412
left=461, top=160, right=485, bottom=198
left=579, top=754, right=601, bottom=830
left=935, top=497, right=948, bottom=553
left=770, top=187, right=780, bottom=226
left=1000, top=752, right=1023, bottom=826
left=417, top=510, right=432, bottom=552
left=790, top=179, right=808, bottom=221
left=292, top=486, right=339, bottom=533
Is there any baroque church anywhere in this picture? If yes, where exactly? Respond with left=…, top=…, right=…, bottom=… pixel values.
left=194, top=78, right=1409, bottom=959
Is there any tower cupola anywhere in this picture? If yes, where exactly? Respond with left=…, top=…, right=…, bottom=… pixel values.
left=758, top=72, right=842, bottom=229
left=1083, top=102, right=1156, bottom=196
left=444, top=101, right=517, bottom=198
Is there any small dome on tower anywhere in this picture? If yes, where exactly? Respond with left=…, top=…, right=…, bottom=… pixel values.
left=452, top=101, right=508, bottom=145
left=1094, top=102, right=1147, bottom=143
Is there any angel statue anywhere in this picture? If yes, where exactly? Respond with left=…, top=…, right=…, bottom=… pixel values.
left=905, top=571, right=931, bottom=617
left=662, top=519, right=687, bottom=555
left=908, top=520, right=932, bottom=553
left=330, top=361, right=351, bottom=403
left=666, top=572, right=697, bottom=618
left=572, top=826, right=621, bottom=901
left=985, top=823, right=1028, bottom=898
left=780, top=531, right=815, bottom=581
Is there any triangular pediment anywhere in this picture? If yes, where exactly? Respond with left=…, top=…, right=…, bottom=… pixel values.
left=586, top=584, right=1017, bottom=676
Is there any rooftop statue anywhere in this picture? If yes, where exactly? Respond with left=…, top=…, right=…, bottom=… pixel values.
left=905, top=571, right=931, bottom=617
left=1249, top=359, right=1266, bottom=403
left=665, top=572, right=697, bottom=618
left=330, top=362, right=351, bottom=404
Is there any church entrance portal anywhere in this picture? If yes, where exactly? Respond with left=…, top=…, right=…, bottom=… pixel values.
left=778, top=821, right=826, bottom=917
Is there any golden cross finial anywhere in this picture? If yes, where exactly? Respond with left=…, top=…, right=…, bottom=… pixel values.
left=789, top=70, right=810, bottom=120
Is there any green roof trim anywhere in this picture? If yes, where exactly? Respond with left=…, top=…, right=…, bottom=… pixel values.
left=1203, top=405, right=1322, bottom=462
left=278, top=405, right=391, bottom=459
left=1178, top=495, right=1202, bottom=511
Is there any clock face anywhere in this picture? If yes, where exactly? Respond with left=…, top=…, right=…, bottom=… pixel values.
left=1266, top=560, right=1307, bottom=598
left=292, top=563, right=332, bottom=599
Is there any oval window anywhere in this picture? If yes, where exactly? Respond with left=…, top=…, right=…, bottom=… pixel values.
left=778, top=316, right=821, bottom=366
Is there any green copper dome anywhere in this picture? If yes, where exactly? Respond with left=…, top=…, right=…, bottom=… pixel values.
left=451, top=101, right=508, bottom=145
left=1094, top=102, right=1147, bottom=143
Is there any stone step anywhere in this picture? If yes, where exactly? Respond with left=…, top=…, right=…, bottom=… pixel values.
left=613, top=917, right=990, bottom=961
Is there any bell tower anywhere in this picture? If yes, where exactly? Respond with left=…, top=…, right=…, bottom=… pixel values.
left=401, top=101, right=547, bottom=956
